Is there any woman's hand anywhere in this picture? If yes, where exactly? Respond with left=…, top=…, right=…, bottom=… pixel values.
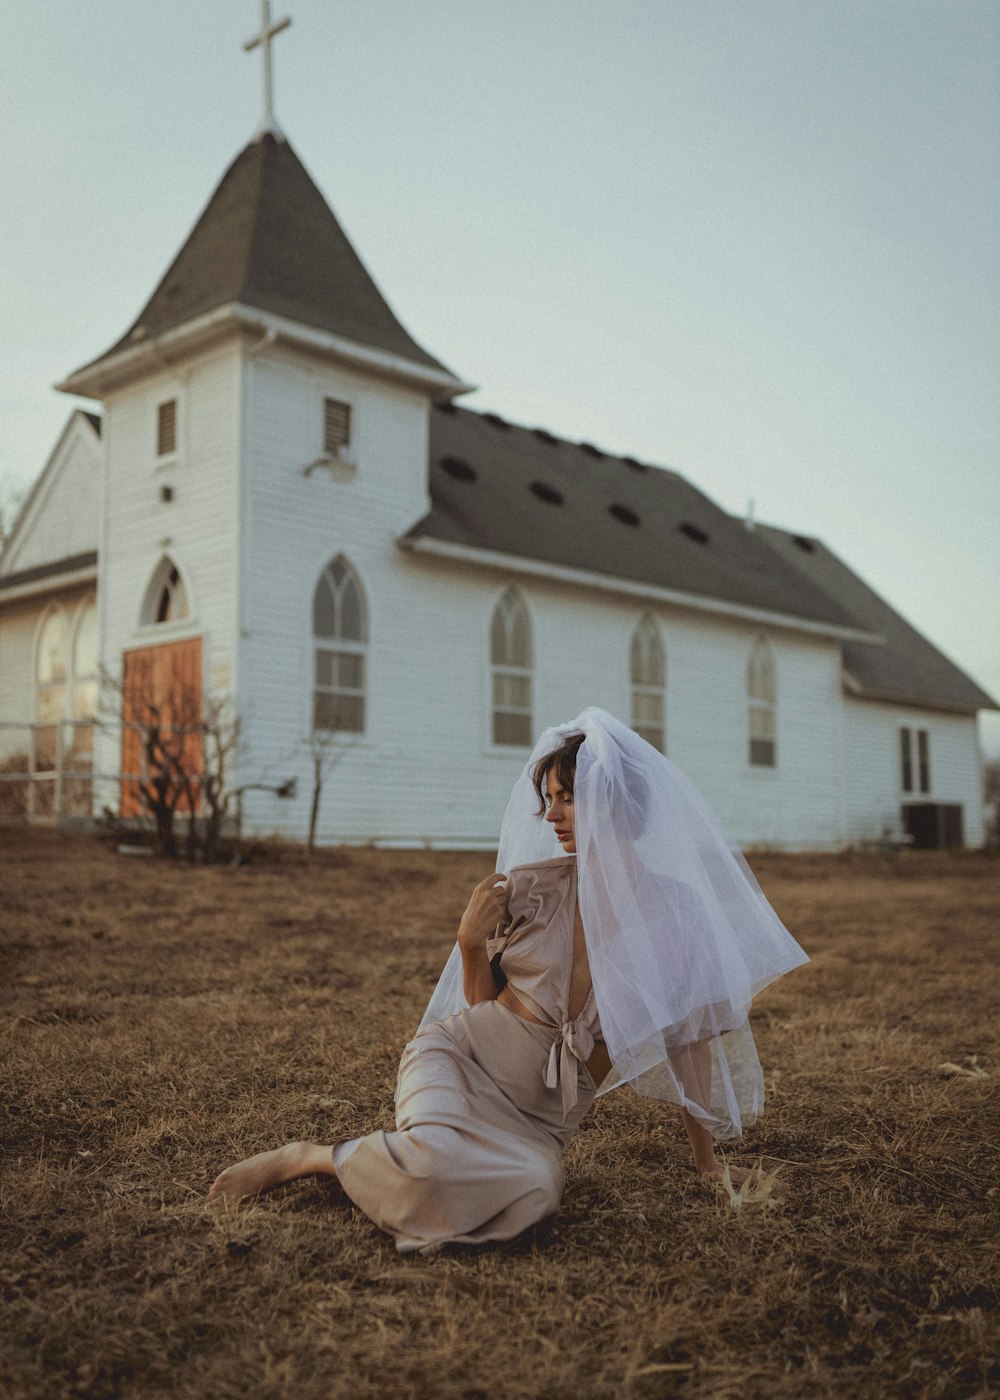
left=457, top=873, right=508, bottom=951
left=458, top=873, right=508, bottom=1006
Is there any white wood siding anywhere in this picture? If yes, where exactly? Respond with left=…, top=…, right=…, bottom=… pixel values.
left=237, top=347, right=436, bottom=835
left=0, top=416, right=100, bottom=577
left=237, top=372, right=851, bottom=850
left=92, top=345, right=243, bottom=794
left=3, top=342, right=987, bottom=849
left=842, top=699, right=984, bottom=846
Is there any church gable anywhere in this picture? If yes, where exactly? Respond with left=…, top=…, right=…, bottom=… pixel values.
left=0, top=412, right=101, bottom=585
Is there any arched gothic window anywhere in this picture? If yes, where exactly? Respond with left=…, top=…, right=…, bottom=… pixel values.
left=748, top=635, right=777, bottom=767
left=490, top=588, right=532, bottom=746
left=141, top=556, right=190, bottom=626
left=35, top=608, right=68, bottom=769
left=69, top=601, right=99, bottom=768
left=630, top=614, right=666, bottom=752
left=313, top=556, right=367, bottom=733
left=72, top=602, right=99, bottom=723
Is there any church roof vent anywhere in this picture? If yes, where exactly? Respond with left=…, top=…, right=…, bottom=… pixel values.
left=441, top=456, right=477, bottom=483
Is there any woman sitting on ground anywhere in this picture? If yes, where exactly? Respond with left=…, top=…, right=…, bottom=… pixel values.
left=210, top=708, right=808, bottom=1253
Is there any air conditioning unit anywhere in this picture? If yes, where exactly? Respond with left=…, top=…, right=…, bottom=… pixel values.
left=901, top=803, right=964, bottom=850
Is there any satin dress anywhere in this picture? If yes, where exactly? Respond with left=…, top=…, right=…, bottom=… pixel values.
left=332, top=857, right=602, bottom=1254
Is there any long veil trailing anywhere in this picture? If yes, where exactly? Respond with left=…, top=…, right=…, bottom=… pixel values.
left=419, top=708, right=808, bottom=1137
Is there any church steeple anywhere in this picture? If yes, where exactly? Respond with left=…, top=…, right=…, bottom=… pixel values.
left=60, top=131, right=459, bottom=397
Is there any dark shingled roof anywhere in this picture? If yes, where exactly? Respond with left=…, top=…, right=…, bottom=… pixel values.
left=755, top=524, right=998, bottom=712
left=77, top=133, right=450, bottom=377
left=0, top=551, right=98, bottom=592
left=411, top=405, right=867, bottom=635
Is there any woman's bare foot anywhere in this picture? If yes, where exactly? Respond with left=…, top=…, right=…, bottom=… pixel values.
left=208, top=1141, right=336, bottom=1201
left=698, top=1161, right=760, bottom=1187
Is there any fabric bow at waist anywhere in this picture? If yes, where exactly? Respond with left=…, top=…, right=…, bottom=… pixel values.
left=544, top=1018, right=596, bottom=1118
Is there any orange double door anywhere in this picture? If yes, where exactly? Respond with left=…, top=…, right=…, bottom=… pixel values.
left=120, top=638, right=203, bottom=817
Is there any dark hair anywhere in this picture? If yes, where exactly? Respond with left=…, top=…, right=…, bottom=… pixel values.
left=532, top=732, right=585, bottom=815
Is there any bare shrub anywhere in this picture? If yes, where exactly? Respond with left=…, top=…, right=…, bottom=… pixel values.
left=100, top=667, right=240, bottom=861
left=305, top=729, right=350, bottom=856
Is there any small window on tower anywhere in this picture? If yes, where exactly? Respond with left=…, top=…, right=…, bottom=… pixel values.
left=324, top=398, right=352, bottom=455
left=157, top=400, right=177, bottom=457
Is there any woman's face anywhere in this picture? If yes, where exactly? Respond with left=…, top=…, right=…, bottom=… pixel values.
left=544, top=766, right=576, bottom=853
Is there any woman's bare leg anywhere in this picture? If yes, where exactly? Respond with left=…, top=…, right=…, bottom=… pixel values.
left=670, top=1041, right=760, bottom=1187
left=208, top=1141, right=337, bottom=1201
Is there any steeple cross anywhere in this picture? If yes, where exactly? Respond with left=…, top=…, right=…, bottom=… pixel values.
left=244, top=1, right=292, bottom=137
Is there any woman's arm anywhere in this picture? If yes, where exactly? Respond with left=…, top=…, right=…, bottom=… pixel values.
left=458, top=872, right=508, bottom=1006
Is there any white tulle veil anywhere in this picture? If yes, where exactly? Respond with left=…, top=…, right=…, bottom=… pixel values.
left=419, top=707, right=809, bottom=1138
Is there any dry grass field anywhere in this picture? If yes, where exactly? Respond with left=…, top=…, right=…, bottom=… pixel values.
left=2, top=827, right=998, bottom=1400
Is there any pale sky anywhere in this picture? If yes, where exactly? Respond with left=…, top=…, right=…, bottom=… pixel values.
left=3, top=1, right=998, bottom=752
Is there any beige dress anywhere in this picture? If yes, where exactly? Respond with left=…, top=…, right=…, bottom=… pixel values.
left=332, top=857, right=602, bottom=1254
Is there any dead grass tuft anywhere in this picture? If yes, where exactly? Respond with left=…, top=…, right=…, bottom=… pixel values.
left=2, top=828, right=998, bottom=1399
left=715, top=1160, right=784, bottom=1211
left=938, top=1057, right=991, bottom=1080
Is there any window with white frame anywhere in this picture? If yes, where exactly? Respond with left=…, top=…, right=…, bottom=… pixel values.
left=70, top=601, right=99, bottom=761
left=630, top=614, right=666, bottom=752
left=901, top=726, right=930, bottom=794
left=72, top=602, right=98, bottom=720
left=35, top=608, right=68, bottom=769
left=900, top=727, right=913, bottom=792
left=917, top=728, right=931, bottom=793
left=141, top=557, right=190, bottom=626
left=313, top=556, right=367, bottom=733
left=747, top=635, right=776, bottom=767
left=490, top=588, right=532, bottom=746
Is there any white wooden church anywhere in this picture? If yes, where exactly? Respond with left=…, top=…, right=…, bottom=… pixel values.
left=0, top=22, right=994, bottom=849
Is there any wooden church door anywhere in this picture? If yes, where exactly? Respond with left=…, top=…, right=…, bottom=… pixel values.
left=120, top=638, right=203, bottom=817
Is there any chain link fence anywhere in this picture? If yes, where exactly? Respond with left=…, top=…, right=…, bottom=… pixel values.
left=0, top=720, right=153, bottom=823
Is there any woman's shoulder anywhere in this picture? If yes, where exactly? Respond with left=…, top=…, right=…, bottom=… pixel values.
left=500, top=857, right=576, bottom=933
